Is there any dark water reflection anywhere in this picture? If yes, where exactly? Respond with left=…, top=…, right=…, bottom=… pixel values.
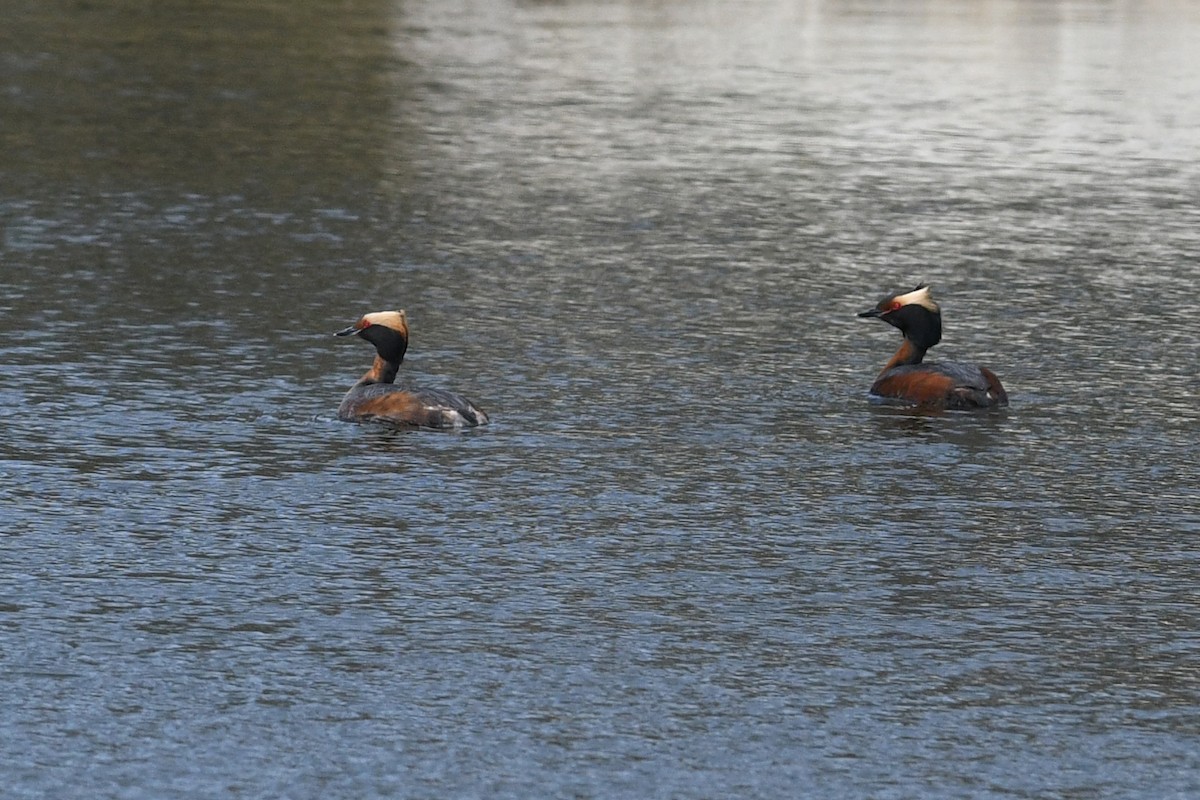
left=3, top=1, right=1200, bottom=797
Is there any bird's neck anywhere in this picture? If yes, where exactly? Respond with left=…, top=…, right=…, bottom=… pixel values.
left=358, top=355, right=400, bottom=386
left=881, top=337, right=927, bottom=373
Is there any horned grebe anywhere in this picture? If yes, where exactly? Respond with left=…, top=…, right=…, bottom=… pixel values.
left=857, top=284, right=1007, bottom=409
left=335, top=310, right=489, bottom=428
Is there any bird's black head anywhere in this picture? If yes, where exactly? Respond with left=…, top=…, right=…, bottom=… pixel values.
left=858, top=284, right=942, bottom=351
left=335, top=310, right=410, bottom=364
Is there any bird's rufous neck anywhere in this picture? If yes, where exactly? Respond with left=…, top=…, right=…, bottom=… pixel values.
left=359, top=354, right=399, bottom=386
left=881, top=338, right=926, bottom=373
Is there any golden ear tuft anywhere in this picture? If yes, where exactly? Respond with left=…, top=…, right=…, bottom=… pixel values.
left=890, top=284, right=938, bottom=312
left=360, top=310, right=409, bottom=333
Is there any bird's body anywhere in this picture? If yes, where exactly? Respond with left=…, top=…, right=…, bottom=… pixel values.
left=858, top=284, right=1007, bottom=410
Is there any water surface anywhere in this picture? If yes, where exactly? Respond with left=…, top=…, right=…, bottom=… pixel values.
left=2, top=1, right=1199, bottom=797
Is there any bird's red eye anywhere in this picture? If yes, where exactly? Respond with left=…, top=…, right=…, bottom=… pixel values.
left=889, top=301, right=902, bottom=311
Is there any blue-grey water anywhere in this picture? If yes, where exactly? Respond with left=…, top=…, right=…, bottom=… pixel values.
left=3, top=1, right=1200, bottom=797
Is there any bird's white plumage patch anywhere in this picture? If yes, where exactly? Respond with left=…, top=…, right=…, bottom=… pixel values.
left=361, top=310, right=408, bottom=332
left=892, top=285, right=939, bottom=312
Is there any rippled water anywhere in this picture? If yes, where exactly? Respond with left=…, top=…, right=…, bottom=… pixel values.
left=3, top=1, right=1200, bottom=797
